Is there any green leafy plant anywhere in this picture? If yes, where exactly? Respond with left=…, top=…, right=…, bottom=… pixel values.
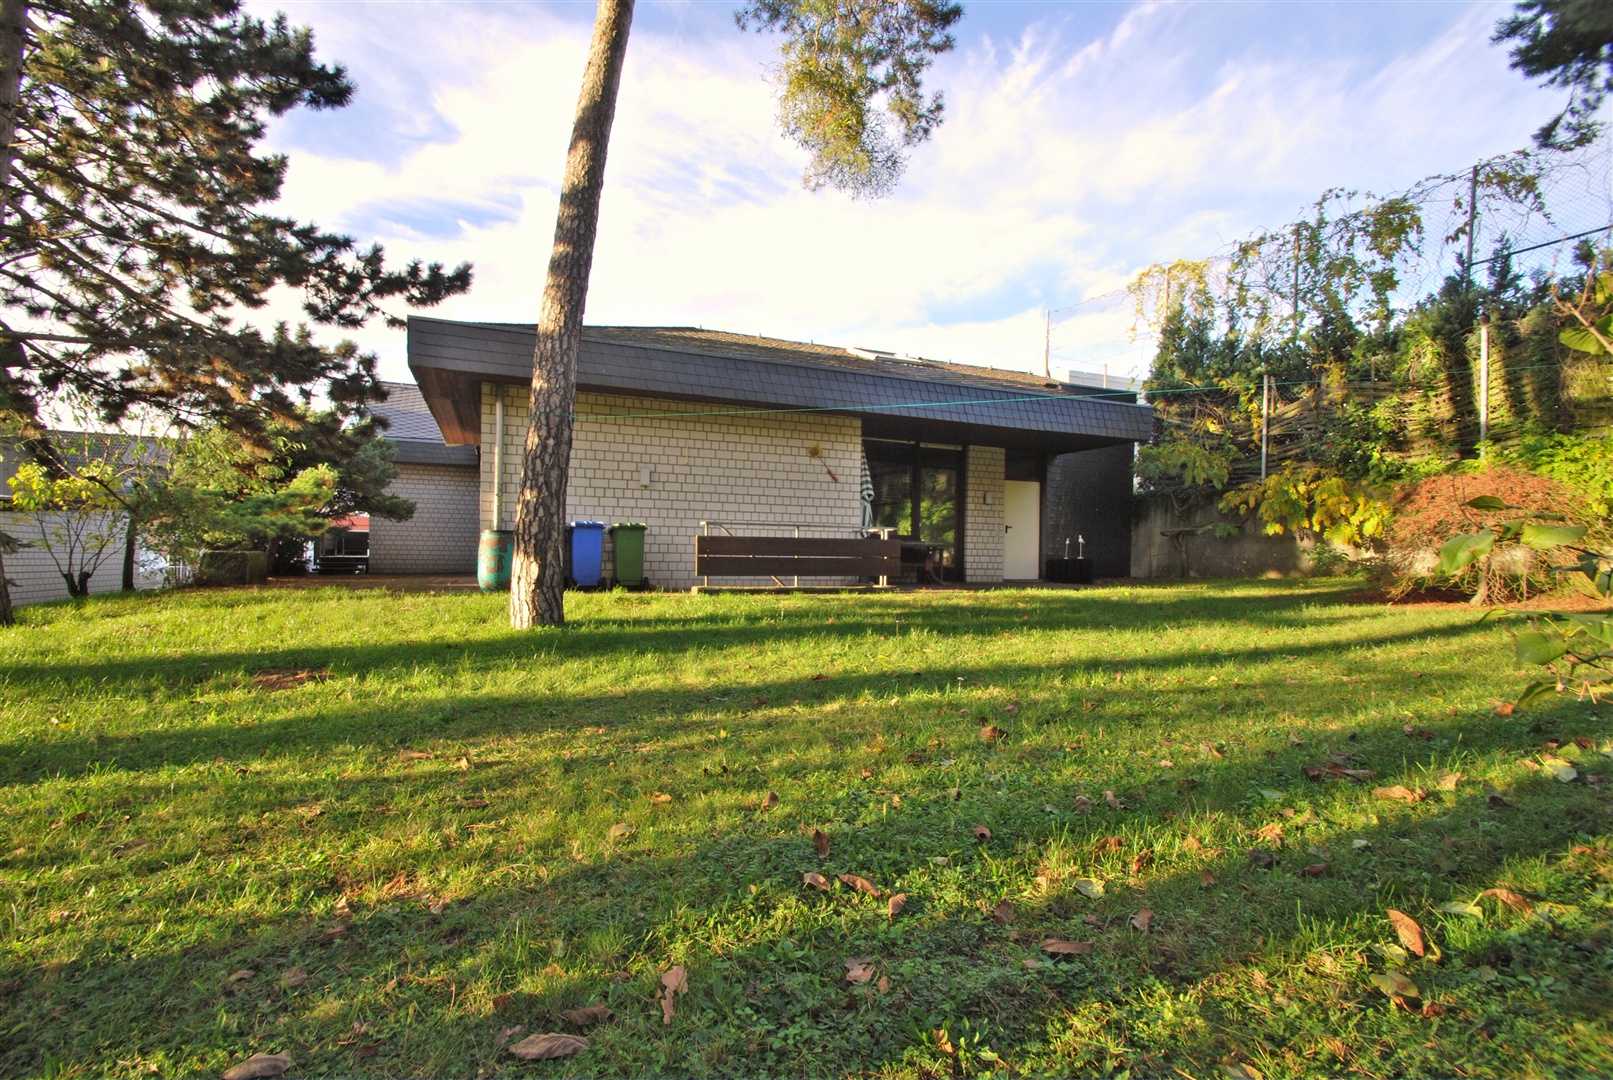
left=1220, top=463, right=1389, bottom=547
left=7, top=459, right=125, bottom=598
left=1440, top=493, right=1613, bottom=706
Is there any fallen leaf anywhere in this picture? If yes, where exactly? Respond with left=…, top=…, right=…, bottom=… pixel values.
left=993, top=899, right=1014, bottom=924
left=509, top=1033, right=589, bottom=1061
left=1255, top=822, right=1285, bottom=845
left=278, top=967, right=307, bottom=990
left=560, top=1005, right=613, bottom=1027
left=456, top=756, right=470, bottom=771
left=760, top=791, right=779, bottom=811
left=803, top=871, right=831, bottom=891
left=1130, top=849, right=1154, bottom=875
left=396, top=749, right=434, bottom=760
left=971, top=824, right=992, bottom=842
left=1247, top=850, right=1276, bottom=869
left=1095, top=835, right=1123, bottom=855
left=1494, top=701, right=1515, bottom=716
left=1369, top=970, right=1420, bottom=1000
left=887, top=893, right=907, bottom=919
left=844, top=957, right=876, bottom=983
left=1104, top=789, right=1124, bottom=809
left=110, top=838, right=150, bottom=858
left=221, top=1053, right=293, bottom=1080
left=1387, top=910, right=1426, bottom=957
left=812, top=829, right=830, bottom=858
left=353, top=1042, right=382, bottom=1059
left=1072, top=796, right=1092, bottom=814
left=1183, top=835, right=1204, bottom=853
left=1041, top=939, right=1095, bottom=956
left=492, top=993, right=513, bottom=1011
left=1158, top=758, right=1174, bottom=767
left=1223, top=1064, right=1264, bottom=1080
left=1201, top=742, right=1224, bottom=759
left=1437, top=900, right=1483, bottom=918
left=831, top=874, right=878, bottom=897
left=251, top=668, right=327, bottom=691
left=1481, top=887, right=1534, bottom=914
left=1200, top=869, right=1216, bottom=888
left=607, top=823, right=632, bottom=839
left=659, top=965, right=688, bottom=1025
left=315, top=925, right=349, bottom=945
left=876, top=975, right=890, bottom=993
left=1073, top=878, right=1105, bottom=899
left=649, top=792, right=673, bottom=804
left=1130, top=908, right=1154, bottom=932
left=1437, top=772, right=1461, bottom=792
left=809, top=673, right=829, bottom=681
left=494, top=1025, right=523, bottom=1048
left=1483, top=784, right=1510, bottom=808
left=459, top=799, right=489, bottom=809
left=979, top=725, right=1007, bottom=742
left=1542, top=756, right=1578, bottom=783
left=1373, top=785, right=1424, bottom=803
left=227, top=969, right=255, bottom=984
left=860, top=768, right=874, bottom=779
left=1403, top=725, right=1435, bottom=740
left=1372, top=942, right=1410, bottom=964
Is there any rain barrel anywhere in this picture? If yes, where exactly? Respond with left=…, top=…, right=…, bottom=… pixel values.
left=570, top=521, right=606, bottom=587
left=477, top=530, right=514, bottom=591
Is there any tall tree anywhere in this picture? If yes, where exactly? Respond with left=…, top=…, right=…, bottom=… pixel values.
left=1496, top=0, right=1613, bottom=148
left=509, top=0, right=962, bottom=628
left=0, top=0, right=472, bottom=617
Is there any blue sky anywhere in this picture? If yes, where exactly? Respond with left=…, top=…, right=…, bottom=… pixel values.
left=254, top=0, right=1561, bottom=381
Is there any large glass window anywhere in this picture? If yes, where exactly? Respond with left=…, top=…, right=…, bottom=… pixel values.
left=864, top=440, right=964, bottom=579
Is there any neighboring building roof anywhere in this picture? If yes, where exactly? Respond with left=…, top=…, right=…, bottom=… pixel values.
left=371, top=381, right=478, bottom=467
left=407, top=318, right=1153, bottom=455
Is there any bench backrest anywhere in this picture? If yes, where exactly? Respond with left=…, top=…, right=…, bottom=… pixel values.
left=695, top=535, right=901, bottom=579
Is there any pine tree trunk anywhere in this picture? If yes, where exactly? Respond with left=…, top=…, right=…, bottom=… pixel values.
left=121, top=513, right=137, bottom=591
left=0, top=0, right=25, bottom=222
left=0, top=543, right=13, bottom=626
left=509, top=0, right=635, bottom=629
left=0, top=0, right=25, bottom=624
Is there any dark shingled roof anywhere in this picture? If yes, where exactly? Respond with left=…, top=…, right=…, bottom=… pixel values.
left=371, top=381, right=478, bottom=467
left=407, top=317, right=1153, bottom=454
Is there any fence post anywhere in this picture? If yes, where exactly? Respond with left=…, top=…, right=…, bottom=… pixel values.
left=1260, top=373, right=1270, bottom=480
left=1479, top=318, right=1490, bottom=447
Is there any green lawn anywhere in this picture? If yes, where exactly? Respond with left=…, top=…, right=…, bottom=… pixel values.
left=1, top=580, right=1611, bottom=1078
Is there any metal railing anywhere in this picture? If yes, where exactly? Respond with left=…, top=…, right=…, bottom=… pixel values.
left=696, top=520, right=895, bottom=587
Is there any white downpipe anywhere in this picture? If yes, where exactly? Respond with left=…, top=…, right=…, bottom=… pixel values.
left=492, top=390, right=505, bottom=531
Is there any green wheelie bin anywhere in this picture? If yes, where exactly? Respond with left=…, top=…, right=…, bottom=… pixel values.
left=610, top=523, right=647, bottom=587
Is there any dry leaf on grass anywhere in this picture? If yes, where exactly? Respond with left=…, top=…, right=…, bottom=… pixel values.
left=876, top=975, right=890, bottom=993
left=993, top=900, right=1014, bottom=924
left=110, top=838, right=149, bottom=857
left=844, top=957, right=876, bottom=983
left=560, top=1005, right=613, bottom=1027
left=278, top=967, right=306, bottom=990
left=812, top=829, right=830, bottom=858
left=1255, top=822, right=1285, bottom=845
left=1481, top=887, right=1534, bottom=913
left=838, top=873, right=881, bottom=896
left=1073, top=878, right=1105, bottom=899
left=887, top=893, right=907, bottom=919
left=227, top=969, right=255, bottom=984
left=979, top=725, right=1007, bottom=742
left=1104, top=790, right=1125, bottom=809
left=1483, top=783, right=1511, bottom=808
left=1040, top=939, right=1094, bottom=956
left=396, top=749, right=434, bottom=760
left=971, top=824, right=992, bottom=842
left=1387, top=910, right=1426, bottom=957
left=221, top=1052, right=292, bottom=1080
left=659, top=965, right=688, bottom=1025
left=1247, top=850, right=1276, bottom=869
left=510, top=1033, right=589, bottom=1060
left=1403, top=725, right=1435, bottom=740
left=1437, top=772, right=1461, bottom=792
left=1201, top=742, right=1224, bottom=759
left=803, top=871, right=831, bottom=891
left=1200, top=870, right=1216, bottom=888
left=1130, top=849, right=1154, bottom=874
left=494, top=1026, right=523, bottom=1048
left=315, top=925, right=349, bottom=945
left=1373, top=785, right=1424, bottom=803
left=1130, top=908, right=1154, bottom=932
left=760, top=791, right=779, bottom=811
left=1300, top=862, right=1330, bottom=877
left=1222, top=1063, right=1264, bottom=1080
left=1094, top=835, right=1123, bottom=855
left=607, top=823, right=633, bottom=839
left=1369, top=970, right=1420, bottom=1001
left=649, top=792, right=673, bottom=804
left=1073, top=795, right=1092, bottom=814
left=809, top=673, right=829, bottom=681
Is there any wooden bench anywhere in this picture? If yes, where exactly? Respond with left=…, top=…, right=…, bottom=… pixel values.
left=695, top=535, right=902, bottom=585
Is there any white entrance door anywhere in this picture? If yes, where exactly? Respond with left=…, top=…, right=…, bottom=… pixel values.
left=1004, top=480, right=1040, bottom=580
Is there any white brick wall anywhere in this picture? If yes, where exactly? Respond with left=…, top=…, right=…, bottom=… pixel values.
left=480, top=386, right=866, bottom=589
left=965, top=445, right=1005, bottom=583
left=2, top=508, right=127, bottom=606
left=369, top=462, right=481, bottom=574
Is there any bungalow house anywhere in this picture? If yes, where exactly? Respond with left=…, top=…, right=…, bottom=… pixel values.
left=376, top=316, right=1152, bottom=588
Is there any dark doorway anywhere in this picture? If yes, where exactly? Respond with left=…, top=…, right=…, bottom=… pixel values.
left=865, top=439, right=964, bottom=581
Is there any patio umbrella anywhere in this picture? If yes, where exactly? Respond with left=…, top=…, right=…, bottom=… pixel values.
left=859, top=448, right=874, bottom=531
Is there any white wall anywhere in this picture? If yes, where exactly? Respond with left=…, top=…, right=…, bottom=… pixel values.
left=2, top=508, right=128, bottom=606
left=369, top=461, right=480, bottom=574
left=481, top=385, right=866, bottom=589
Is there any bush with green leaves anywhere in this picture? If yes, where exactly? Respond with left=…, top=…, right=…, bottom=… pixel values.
left=6, top=458, right=126, bottom=598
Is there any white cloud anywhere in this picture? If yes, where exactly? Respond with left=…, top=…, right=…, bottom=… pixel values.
left=253, top=0, right=1557, bottom=382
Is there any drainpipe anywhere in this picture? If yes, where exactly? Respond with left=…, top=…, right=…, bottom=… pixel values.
left=492, top=390, right=505, bottom=530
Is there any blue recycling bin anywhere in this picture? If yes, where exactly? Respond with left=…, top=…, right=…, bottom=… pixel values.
left=569, top=521, right=606, bottom=587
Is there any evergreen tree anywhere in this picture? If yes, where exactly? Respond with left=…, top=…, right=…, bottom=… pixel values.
left=1496, top=0, right=1613, bottom=148
left=0, top=0, right=471, bottom=617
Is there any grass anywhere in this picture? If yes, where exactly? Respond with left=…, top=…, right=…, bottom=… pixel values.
left=1, top=578, right=1611, bottom=1079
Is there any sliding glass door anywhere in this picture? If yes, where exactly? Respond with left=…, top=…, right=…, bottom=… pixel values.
left=865, top=440, right=964, bottom=581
